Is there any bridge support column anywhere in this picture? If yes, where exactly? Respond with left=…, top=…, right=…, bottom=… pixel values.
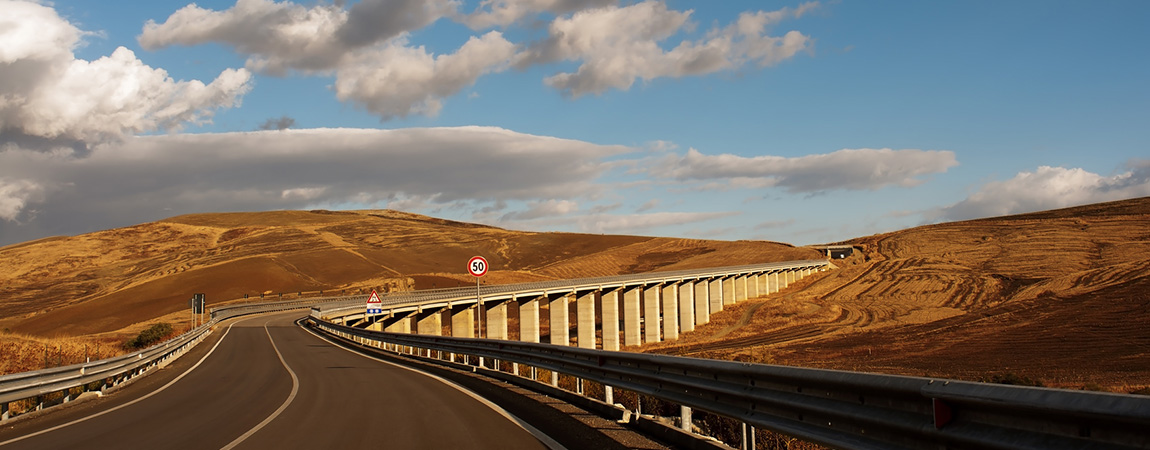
left=487, top=300, right=508, bottom=340
left=709, top=278, right=723, bottom=314
left=734, top=275, right=747, bottom=302
left=758, top=273, right=768, bottom=296
left=623, top=287, right=642, bottom=346
left=451, top=304, right=475, bottom=338
left=723, top=277, right=735, bottom=306
left=577, top=291, right=596, bottom=349
left=772, top=272, right=781, bottom=293
left=550, top=293, right=570, bottom=346
left=694, top=281, right=710, bottom=325
left=383, top=311, right=413, bottom=334
left=679, top=281, right=695, bottom=333
left=417, top=307, right=442, bottom=336
left=519, top=295, right=541, bottom=343
left=644, top=285, right=662, bottom=343
left=602, top=289, right=620, bottom=351
left=747, top=274, right=759, bottom=298
left=662, top=284, right=679, bottom=341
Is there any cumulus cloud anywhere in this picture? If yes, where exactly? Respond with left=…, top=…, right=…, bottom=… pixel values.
left=458, top=0, right=615, bottom=29
left=0, top=178, right=46, bottom=221
left=0, top=127, right=629, bottom=245
left=334, top=32, right=518, bottom=119
left=138, top=0, right=454, bottom=74
left=495, top=210, right=740, bottom=235
left=651, top=148, right=958, bottom=193
left=934, top=162, right=1150, bottom=221
left=140, top=0, right=513, bottom=119
left=519, top=1, right=814, bottom=97
left=0, top=0, right=251, bottom=144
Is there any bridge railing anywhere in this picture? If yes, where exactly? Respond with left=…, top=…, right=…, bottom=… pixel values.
left=310, top=318, right=1150, bottom=450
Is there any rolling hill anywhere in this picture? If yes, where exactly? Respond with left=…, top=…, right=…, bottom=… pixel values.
left=646, top=196, right=1150, bottom=391
left=0, top=209, right=818, bottom=338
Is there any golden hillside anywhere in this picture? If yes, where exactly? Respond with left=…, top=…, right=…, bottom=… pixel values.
left=647, top=197, right=1150, bottom=390
left=0, top=209, right=819, bottom=337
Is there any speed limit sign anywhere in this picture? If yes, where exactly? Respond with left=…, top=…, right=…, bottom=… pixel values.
left=468, top=256, right=488, bottom=277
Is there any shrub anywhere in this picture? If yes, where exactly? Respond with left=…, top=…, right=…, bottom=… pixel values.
left=983, top=372, right=1045, bottom=387
left=124, top=323, right=174, bottom=350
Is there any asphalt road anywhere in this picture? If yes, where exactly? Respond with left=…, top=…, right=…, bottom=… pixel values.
left=0, top=312, right=550, bottom=449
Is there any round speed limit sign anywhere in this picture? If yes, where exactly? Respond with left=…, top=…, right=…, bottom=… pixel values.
left=468, top=256, right=488, bottom=277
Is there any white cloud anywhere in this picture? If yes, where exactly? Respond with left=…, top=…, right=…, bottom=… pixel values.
left=636, top=199, right=660, bottom=212
left=458, top=0, right=615, bottom=29
left=520, top=1, right=814, bottom=97
left=500, top=199, right=579, bottom=221
left=496, top=210, right=740, bottom=235
left=0, top=0, right=251, bottom=143
left=138, top=0, right=455, bottom=74
left=934, top=162, right=1150, bottom=221
left=0, top=177, right=45, bottom=221
left=0, top=127, right=629, bottom=245
left=334, top=32, right=517, bottom=119
left=652, top=147, right=958, bottom=193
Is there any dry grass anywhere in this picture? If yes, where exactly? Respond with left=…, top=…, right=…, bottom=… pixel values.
left=642, top=197, right=1150, bottom=391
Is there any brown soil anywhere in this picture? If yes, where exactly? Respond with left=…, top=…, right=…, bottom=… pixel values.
left=0, top=209, right=817, bottom=340
left=646, top=197, right=1150, bottom=392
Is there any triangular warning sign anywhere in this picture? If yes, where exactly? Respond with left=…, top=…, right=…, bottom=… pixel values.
left=366, top=290, right=382, bottom=314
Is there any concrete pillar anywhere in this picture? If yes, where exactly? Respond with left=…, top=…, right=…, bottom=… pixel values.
left=758, top=273, right=768, bottom=297
left=644, top=285, right=662, bottom=343
left=520, top=295, right=541, bottom=343
left=623, top=287, right=642, bottom=346
left=723, top=277, right=735, bottom=306
left=550, top=294, right=570, bottom=346
left=487, top=300, right=508, bottom=340
left=451, top=304, right=475, bottom=338
left=384, top=312, right=412, bottom=333
left=679, top=281, right=695, bottom=333
left=367, top=319, right=382, bottom=331
left=747, top=274, right=759, bottom=298
left=694, top=281, right=710, bottom=325
left=662, top=284, right=679, bottom=341
left=577, top=291, right=596, bottom=349
left=734, top=275, right=747, bottom=302
left=771, top=272, right=780, bottom=293
left=785, top=270, right=793, bottom=287
left=417, top=308, right=442, bottom=336
left=709, top=278, right=724, bottom=314
left=602, top=289, right=620, bottom=351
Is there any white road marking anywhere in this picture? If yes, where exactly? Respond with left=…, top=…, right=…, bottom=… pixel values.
left=0, top=323, right=237, bottom=447
left=219, top=319, right=300, bottom=450
left=299, top=323, right=567, bottom=450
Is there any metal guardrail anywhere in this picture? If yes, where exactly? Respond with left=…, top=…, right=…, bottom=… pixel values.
left=311, top=319, right=1150, bottom=450
left=0, top=298, right=322, bottom=422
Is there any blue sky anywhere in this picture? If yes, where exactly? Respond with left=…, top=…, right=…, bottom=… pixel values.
left=1, top=0, right=1147, bottom=247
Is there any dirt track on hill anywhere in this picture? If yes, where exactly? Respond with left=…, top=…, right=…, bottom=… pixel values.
left=646, top=197, right=1150, bottom=391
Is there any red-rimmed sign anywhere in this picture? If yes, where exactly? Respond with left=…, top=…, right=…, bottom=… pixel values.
left=366, top=290, right=382, bottom=314
left=468, top=256, right=488, bottom=277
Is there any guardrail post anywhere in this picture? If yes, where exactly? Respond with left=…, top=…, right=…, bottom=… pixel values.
left=741, top=423, right=755, bottom=450
left=2, top=401, right=8, bottom=421
left=681, top=405, right=692, bottom=432
left=604, top=385, right=613, bottom=405
left=550, top=371, right=559, bottom=387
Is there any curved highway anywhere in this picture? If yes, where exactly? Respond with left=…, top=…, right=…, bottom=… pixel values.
left=0, top=312, right=551, bottom=449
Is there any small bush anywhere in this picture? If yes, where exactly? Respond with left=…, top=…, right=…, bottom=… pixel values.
left=124, top=323, right=174, bottom=350
left=983, top=373, right=1045, bottom=387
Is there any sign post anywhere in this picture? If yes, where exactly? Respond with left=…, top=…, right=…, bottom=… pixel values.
left=468, top=256, right=488, bottom=339
left=366, top=290, right=382, bottom=325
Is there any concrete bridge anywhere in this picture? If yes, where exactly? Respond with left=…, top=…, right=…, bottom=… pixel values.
left=316, top=260, right=830, bottom=351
